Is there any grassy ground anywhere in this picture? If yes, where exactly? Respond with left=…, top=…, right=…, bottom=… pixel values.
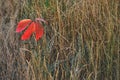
left=0, top=0, right=120, bottom=80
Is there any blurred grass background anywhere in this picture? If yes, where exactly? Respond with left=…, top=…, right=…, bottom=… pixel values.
left=0, top=0, right=120, bottom=80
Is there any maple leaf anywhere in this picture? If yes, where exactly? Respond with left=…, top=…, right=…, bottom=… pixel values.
left=16, top=18, right=47, bottom=41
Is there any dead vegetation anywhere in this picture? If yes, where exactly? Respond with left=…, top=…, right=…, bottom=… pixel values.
left=0, top=0, right=120, bottom=80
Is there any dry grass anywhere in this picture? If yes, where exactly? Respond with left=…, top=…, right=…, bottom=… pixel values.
left=0, top=0, right=120, bottom=80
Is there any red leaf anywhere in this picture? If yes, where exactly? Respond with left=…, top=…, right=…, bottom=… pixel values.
left=16, top=19, right=32, bottom=32
left=21, top=22, right=35, bottom=40
left=35, top=22, right=44, bottom=41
